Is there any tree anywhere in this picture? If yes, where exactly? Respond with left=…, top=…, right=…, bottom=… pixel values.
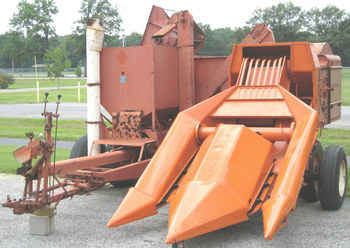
left=74, top=0, right=122, bottom=75
left=306, top=6, right=349, bottom=40
left=197, top=24, right=250, bottom=56
left=0, top=72, right=14, bottom=89
left=10, top=0, right=58, bottom=63
left=247, top=2, right=308, bottom=42
left=0, top=31, right=27, bottom=71
left=125, top=32, right=142, bottom=47
left=306, top=6, right=350, bottom=66
left=75, top=61, right=83, bottom=77
left=106, top=32, right=143, bottom=47
left=75, top=0, right=122, bottom=39
left=44, top=44, right=71, bottom=82
left=328, top=18, right=350, bottom=66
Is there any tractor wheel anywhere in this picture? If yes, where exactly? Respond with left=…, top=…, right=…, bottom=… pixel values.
left=300, top=142, right=323, bottom=202
left=300, top=182, right=319, bottom=202
left=319, top=145, right=348, bottom=210
left=172, top=241, right=185, bottom=248
left=70, top=135, right=88, bottom=158
left=110, top=180, right=137, bottom=188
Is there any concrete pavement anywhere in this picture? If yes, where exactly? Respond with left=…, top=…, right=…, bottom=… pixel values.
left=0, top=103, right=86, bottom=120
left=0, top=174, right=349, bottom=248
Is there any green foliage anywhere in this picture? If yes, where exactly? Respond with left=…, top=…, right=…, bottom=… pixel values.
left=0, top=31, right=27, bottom=71
left=341, top=68, right=350, bottom=106
left=0, top=72, right=14, bottom=89
left=125, top=32, right=142, bottom=47
left=75, top=62, right=82, bottom=77
left=105, top=32, right=143, bottom=47
left=306, top=6, right=348, bottom=39
left=246, top=3, right=350, bottom=65
left=306, top=6, right=350, bottom=65
left=44, top=44, right=71, bottom=79
left=247, top=2, right=308, bottom=42
left=73, top=0, right=122, bottom=75
left=74, top=0, right=122, bottom=38
left=197, top=24, right=250, bottom=56
left=0, top=1, right=350, bottom=68
left=10, top=0, right=59, bottom=63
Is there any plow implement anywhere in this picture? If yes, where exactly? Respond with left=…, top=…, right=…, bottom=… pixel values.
left=108, top=42, right=347, bottom=245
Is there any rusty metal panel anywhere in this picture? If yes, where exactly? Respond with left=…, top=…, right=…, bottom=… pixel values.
left=330, top=66, right=342, bottom=121
left=318, top=67, right=329, bottom=124
left=154, top=46, right=178, bottom=110
left=100, top=46, right=154, bottom=116
left=330, top=67, right=342, bottom=102
left=194, top=56, right=228, bottom=102
left=141, top=6, right=170, bottom=45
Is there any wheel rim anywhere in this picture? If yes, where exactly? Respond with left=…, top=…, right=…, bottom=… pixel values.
left=339, top=160, right=347, bottom=197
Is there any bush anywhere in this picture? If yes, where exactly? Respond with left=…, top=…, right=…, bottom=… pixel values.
left=0, top=72, right=14, bottom=89
left=75, top=65, right=82, bottom=78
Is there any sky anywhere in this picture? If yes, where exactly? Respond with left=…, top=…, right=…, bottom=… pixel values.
left=0, top=0, right=349, bottom=36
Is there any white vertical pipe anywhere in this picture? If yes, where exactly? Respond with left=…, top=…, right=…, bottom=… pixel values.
left=86, top=19, right=104, bottom=156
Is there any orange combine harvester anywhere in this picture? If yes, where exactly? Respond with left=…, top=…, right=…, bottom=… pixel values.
left=2, top=6, right=347, bottom=247
left=108, top=42, right=347, bottom=246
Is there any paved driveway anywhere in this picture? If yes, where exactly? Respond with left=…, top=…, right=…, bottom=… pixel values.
left=0, top=174, right=349, bottom=248
left=0, top=103, right=86, bottom=120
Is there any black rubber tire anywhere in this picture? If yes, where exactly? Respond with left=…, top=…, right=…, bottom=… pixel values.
left=300, top=142, right=323, bottom=202
left=110, top=180, right=137, bottom=188
left=70, top=135, right=88, bottom=159
left=319, top=145, right=348, bottom=210
left=300, top=182, right=319, bottom=202
left=172, top=241, right=185, bottom=248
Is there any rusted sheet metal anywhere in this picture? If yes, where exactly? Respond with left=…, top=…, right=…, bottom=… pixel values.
left=177, top=11, right=196, bottom=111
left=3, top=181, right=101, bottom=214
left=194, top=56, right=228, bottom=102
left=54, top=150, right=131, bottom=176
left=13, top=138, right=42, bottom=163
left=153, top=46, right=179, bottom=110
left=311, top=42, right=334, bottom=56
left=141, top=6, right=171, bottom=46
left=152, top=23, right=176, bottom=38
left=64, top=160, right=150, bottom=184
left=242, top=24, right=275, bottom=44
left=97, top=159, right=151, bottom=182
left=100, top=46, right=155, bottom=116
left=94, top=138, right=155, bottom=147
left=111, top=111, right=144, bottom=139
left=100, top=46, right=178, bottom=121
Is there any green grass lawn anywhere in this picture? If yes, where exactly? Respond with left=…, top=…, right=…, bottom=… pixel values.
left=319, top=128, right=350, bottom=154
left=319, top=128, right=350, bottom=196
left=342, top=68, right=350, bottom=106
left=0, top=144, right=70, bottom=174
left=0, top=118, right=86, bottom=141
left=9, top=78, right=86, bottom=89
left=0, top=87, right=87, bottom=103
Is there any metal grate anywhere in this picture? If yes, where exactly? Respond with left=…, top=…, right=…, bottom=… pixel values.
left=237, top=56, right=286, bottom=86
